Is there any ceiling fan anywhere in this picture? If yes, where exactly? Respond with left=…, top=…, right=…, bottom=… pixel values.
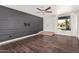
left=36, top=7, right=52, bottom=15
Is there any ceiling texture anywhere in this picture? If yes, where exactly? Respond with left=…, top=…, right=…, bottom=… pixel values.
left=3, top=5, right=79, bottom=17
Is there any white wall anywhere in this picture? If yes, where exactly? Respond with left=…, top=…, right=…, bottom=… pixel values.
left=78, top=16, right=79, bottom=38
left=43, top=14, right=57, bottom=32
left=71, top=13, right=78, bottom=37
left=57, top=12, right=78, bottom=36
left=77, top=16, right=79, bottom=38
left=76, top=11, right=79, bottom=38
left=43, top=12, right=78, bottom=37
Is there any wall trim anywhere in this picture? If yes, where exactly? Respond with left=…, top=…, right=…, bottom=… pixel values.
left=0, top=32, right=40, bottom=45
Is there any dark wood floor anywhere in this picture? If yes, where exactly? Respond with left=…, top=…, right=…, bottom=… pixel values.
left=0, top=34, right=78, bottom=53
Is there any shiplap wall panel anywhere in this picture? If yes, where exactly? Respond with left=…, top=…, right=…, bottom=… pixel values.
left=0, top=6, right=43, bottom=42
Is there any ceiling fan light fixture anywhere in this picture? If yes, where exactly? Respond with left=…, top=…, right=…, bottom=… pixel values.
left=36, top=6, right=52, bottom=15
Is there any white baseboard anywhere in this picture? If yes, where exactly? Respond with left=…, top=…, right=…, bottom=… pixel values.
left=0, top=33, right=40, bottom=45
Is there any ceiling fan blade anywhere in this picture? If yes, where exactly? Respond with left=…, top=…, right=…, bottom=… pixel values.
left=36, top=8, right=42, bottom=11
left=45, top=11, right=52, bottom=13
left=45, top=7, right=51, bottom=11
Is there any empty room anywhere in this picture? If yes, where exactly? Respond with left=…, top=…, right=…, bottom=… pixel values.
left=0, top=5, right=78, bottom=53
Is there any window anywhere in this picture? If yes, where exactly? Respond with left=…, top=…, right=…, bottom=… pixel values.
left=57, top=16, right=71, bottom=30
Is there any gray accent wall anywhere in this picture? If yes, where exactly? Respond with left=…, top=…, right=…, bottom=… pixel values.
left=0, top=6, right=43, bottom=42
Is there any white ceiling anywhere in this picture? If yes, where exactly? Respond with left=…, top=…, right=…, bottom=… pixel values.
left=3, top=5, right=79, bottom=17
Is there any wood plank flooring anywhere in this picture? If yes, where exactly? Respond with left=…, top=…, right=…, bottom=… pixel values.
left=0, top=34, right=78, bottom=53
